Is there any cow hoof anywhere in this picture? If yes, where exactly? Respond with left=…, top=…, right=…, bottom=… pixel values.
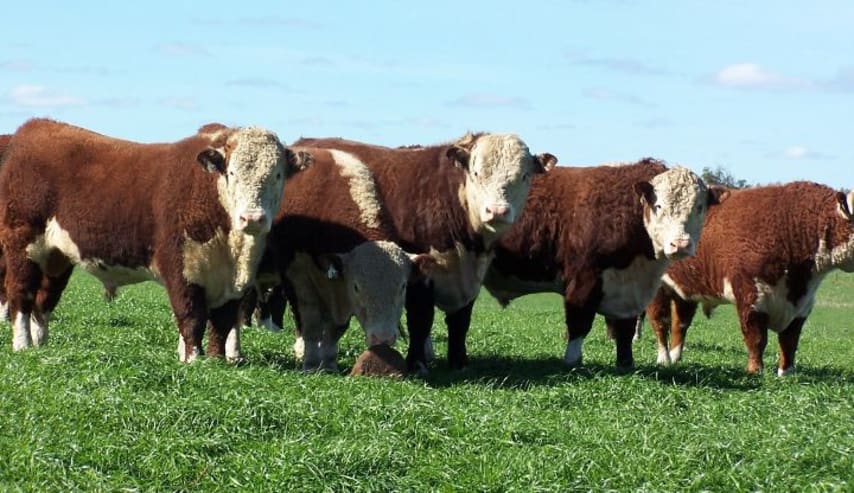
left=228, top=355, right=248, bottom=366
left=615, top=362, right=635, bottom=374
left=777, top=366, right=795, bottom=377
left=407, top=359, right=429, bottom=377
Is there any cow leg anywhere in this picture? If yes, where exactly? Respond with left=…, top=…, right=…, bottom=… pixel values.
left=563, top=303, right=596, bottom=368
left=165, top=282, right=207, bottom=363
left=316, top=321, right=347, bottom=372
left=737, top=306, right=769, bottom=374
left=3, top=250, right=43, bottom=351
left=646, top=288, right=673, bottom=365
left=208, top=299, right=242, bottom=363
left=30, top=266, right=74, bottom=347
left=405, top=281, right=435, bottom=374
left=284, top=281, right=306, bottom=360
left=258, top=284, right=285, bottom=332
left=633, top=313, right=644, bottom=342
left=777, top=317, right=805, bottom=377
left=445, top=300, right=475, bottom=371
left=606, top=316, right=637, bottom=370
left=238, top=288, right=257, bottom=329
left=668, top=297, right=698, bottom=364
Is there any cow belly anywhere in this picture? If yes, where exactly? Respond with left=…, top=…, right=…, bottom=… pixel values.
left=483, top=267, right=563, bottom=305
left=599, top=256, right=669, bottom=318
left=25, top=217, right=157, bottom=285
left=429, top=245, right=494, bottom=312
left=752, top=275, right=825, bottom=332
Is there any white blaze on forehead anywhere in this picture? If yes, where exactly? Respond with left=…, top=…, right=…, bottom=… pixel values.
left=645, top=167, right=707, bottom=257
left=330, top=149, right=381, bottom=229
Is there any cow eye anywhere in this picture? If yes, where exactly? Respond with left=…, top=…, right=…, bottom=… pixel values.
left=353, top=283, right=360, bottom=293
left=473, top=171, right=479, bottom=178
left=276, top=172, right=282, bottom=180
left=654, top=204, right=662, bottom=213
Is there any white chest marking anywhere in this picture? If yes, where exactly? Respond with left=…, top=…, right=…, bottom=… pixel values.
left=182, top=228, right=264, bottom=308
left=429, top=244, right=494, bottom=312
left=599, top=255, right=669, bottom=318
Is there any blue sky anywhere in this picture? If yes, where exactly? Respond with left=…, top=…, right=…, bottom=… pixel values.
left=2, top=1, right=852, bottom=188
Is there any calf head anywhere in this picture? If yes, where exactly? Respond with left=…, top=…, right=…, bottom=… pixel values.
left=634, top=167, right=726, bottom=259
left=197, top=125, right=312, bottom=235
left=318, top=241, right=435, bottom=347
left=447, top=133, right=557, bottom=236
left=830, top=189, right=854, bottom=272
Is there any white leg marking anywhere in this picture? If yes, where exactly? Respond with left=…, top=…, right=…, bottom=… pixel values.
left=29, top=312, right=49, bottom=347
left=424, top=335, right=436, bottom=362
left=225, top=327, right=242, bottom=363
left=669, top=344, right=684, bottom=363
left=564, top=338, right=584, bottom=367
left=656, top=344, right=672, bottom=366
left=12, top=311, right=32, bottom=351
left=260, top=316, right=282, bottom=333
left=0, top=301, right=8, bottom=321
left=633, top=319, right=643, bottom=342
left=293, top=336, right=305, bottom=361
left=177, top=335, right=186, bottom=362
left=777, top=365, right=796, bottom=377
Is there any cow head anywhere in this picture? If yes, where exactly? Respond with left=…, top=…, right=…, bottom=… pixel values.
left=318, top=241, right=435, bottom=348
left=832, top=189, right=854, bottom=272
left=447, top=133, right=556, bottom=237
left=634, top=167, right=722, bottom=260
left=197, top=126, right=312, bottom=235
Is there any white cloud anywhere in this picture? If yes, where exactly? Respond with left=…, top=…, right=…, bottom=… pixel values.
left=767, top=146, right=833, bottom=160
left=711, top=63, right=809, bottom=90
left=8, top=85, right=85, bottom=107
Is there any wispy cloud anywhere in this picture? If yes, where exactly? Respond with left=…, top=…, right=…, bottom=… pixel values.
left=155, top=42, right=210, bottom=57
left=823, top=66, right=854, bottom=92
left=766, top=145, right=834, bottom=160
left=708, top=63, right=810, bottom=90
left=8, top=85, right=86, bottom=108
left=0, top=59, right=34, bottom=71
left=448, top=93, right=531, bottom=110
left=226, top=78, right=294, bottom=91
left=566, top=51, right=668, bottom=76
left=582, top=87, right=655, bottom=107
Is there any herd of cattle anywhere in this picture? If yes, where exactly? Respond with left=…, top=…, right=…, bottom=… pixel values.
left=0, top=118, right=851, bottom=377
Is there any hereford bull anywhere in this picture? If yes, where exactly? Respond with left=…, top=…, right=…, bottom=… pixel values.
left=646, top=182, right=854, bottom=375
left=248, top=147, right=435, bottom=371
left=480, top=160, right=724, bottom=369
left=0, top=118, right=309, bottom=361
left=293, top=133, right=557, bottom=372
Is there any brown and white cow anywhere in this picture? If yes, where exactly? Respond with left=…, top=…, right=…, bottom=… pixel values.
left=481, top=160, right=723, bottom=369
left=0, top=134, right=10, bottom=318
left=0, top=118, right=309, bottom=361
left=293, top=133, right=557, bottom=372
left=250, top=146, right=436, bottom=371
left=646, top=182, right=854, bottom=375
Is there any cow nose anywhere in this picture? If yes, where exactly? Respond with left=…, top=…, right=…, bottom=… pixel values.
left=484, top=204, right=511, bottom=223
left=368, top=332, right=397, bottom=347
left=667, top=238, right=693, bottom=257
left=239, top=211, right=267, bottom=234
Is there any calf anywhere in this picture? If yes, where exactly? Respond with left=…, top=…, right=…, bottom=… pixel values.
left=646, top=182, right=854, bottom=375
left=0, top=118, right=308, bottom=361
left=482, top=160, right=722, bottom=369
left=251, top=147, right=435, bottom=371
left=294, top=134, right=557, bottom=371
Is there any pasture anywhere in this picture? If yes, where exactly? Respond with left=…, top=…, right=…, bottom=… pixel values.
left=1, top=270, right=852, bottom=491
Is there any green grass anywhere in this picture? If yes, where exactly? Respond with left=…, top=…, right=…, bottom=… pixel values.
left=1, top=271, right=852, bottom=492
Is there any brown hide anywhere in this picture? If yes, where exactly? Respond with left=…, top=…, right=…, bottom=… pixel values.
left=650, top=181, right=854, bottom=374
left=489, top=159, right=668, bottom=304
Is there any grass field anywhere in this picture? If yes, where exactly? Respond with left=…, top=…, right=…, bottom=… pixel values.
left=1, top=271, right=852, bottom=492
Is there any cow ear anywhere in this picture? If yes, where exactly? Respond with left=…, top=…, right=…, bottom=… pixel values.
left=446, top=146, right=470, bottom=170
left=707, top=185, right=731, bottom=205
left=836, top=191, right=852, bottom=220
left=633, top=181, right=656, bottom=206
left=533, top=153, right=558, bottom=174
left=285, top=148, right=314, bottom=178
left=197, top=148, right=226, bottom=174
left=407, top=253, right=437, bottom=284
left=315, top=253, right=345, bottom=280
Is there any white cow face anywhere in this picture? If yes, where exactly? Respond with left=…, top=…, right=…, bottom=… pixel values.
left=634, top=167, right=725, bottom=260
left=197, top=126, right=312, bottom=235
left=321, top=241, right=435, bottom=347
left=448, top=133, right=556, bottom=236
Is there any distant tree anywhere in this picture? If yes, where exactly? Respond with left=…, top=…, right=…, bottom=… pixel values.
left=700, top=166, right=749, bottom=189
